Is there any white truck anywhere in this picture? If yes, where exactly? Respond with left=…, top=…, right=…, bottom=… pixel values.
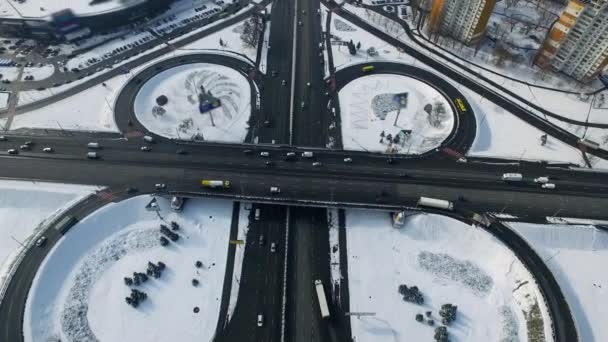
left=502, top=173, right=523, bottom=182
left=201, top=180, right=231, bottom=189
left=417, top=197, right=454, bottom=211
left=314, top=280, right=330, bottom=319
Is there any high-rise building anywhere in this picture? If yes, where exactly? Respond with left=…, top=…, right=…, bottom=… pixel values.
left=428, top=0, right=497, bottom=45
left=536, top=0, right=608, bottom=82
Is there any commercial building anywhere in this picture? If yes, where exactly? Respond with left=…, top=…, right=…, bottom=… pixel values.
left=428, top=0, right=497, bottom=45
left=0, top=0, right=172, bottom=41
left=536, top=0, right=608, bottom=83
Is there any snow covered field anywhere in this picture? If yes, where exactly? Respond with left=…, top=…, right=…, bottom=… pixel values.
left=0, top=181, right=97, bottom=292
left=24, top=196, right=235, bottom=342
left=509, top=223, right=608, bottom=342
left=0, top=92, right=8, bottom=110
left=22, top=64, right=55, bottom=81
left=11, top=79, right=123, bottom=132
left=134, top=63, right=251, bottom=142
left=338, top=73, right=454, bottom=154
left=345, top=211, right=552, bottom=342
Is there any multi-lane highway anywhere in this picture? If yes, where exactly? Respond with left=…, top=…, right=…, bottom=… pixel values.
left=1, top=0, right=604, bottom=341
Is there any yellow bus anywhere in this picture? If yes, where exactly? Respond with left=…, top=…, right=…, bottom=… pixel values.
left=362, top=65, right=374, bottom=72
left=455, top=98, right=467, bottom=112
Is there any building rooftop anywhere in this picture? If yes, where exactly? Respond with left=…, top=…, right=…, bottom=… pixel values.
left=0, top=0, right=148, bottom=19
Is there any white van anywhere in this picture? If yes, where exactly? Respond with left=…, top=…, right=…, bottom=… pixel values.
left=502, top=173, right=523, bottom=181
left=302, top=151, right=314, bottom=158
left=87, top=142, right=100, bottom=149
left=255, top=208, right=260, bottom=220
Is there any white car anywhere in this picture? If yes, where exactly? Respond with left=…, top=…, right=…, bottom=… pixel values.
left=140, top=146, right=151, bottom=152
left=534, top=177, right=549, bottom=183
left=312, top=162, right=322, bottom=167
left=171, top=196, right=184, bottom=211
left=260, top=151, right=270, bottom=157
left=257, top=314, right=264, bottom=327
left=155, top=183, right=166, bottom=190
left=343, top=157, right=352, bottom=163
left=542, top=183, right=556, bottom=189
left=270, top=186, right=280, bottom=194
left=35, top=236, right=47, bottom=247
left=270, top=242, right=276, bottom=253
left=42, top=147, right=53, bottom=153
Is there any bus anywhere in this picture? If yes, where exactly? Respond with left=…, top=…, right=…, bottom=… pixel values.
left=54, top=216, right=78, bottom=234
left=454, top=98, right=467, bottom=112
left=362, top=65, right=374, bottom=72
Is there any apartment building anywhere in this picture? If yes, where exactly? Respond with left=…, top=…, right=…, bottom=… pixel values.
left=428, top=0, right=497, bottom=45
left=536, top=0, right=608, bottom=82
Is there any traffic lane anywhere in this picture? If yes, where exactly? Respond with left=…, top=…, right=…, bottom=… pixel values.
left=2, top=155, right=608, bottom=217
left=2, top=146, right=608, bottom=198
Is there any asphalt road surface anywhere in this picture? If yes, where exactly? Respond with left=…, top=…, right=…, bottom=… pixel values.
left=216, top=204, right=286, bottom=342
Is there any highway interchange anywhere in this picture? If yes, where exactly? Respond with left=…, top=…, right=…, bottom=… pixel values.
left=0, top=0, right=606, bottom=341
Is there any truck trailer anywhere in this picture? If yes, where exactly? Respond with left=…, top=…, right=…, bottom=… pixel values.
left=417, top=197, right=454, bottom=211
left=314, top=280, right=330, bottom=319
left=201, top=180, right=231, bottom=189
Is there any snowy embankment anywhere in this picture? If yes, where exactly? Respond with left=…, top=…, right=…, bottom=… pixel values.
left=24, top=196, right=235, bottom=342
left=338, top=73, right=454, bottom=154
left=22, top=64, right=55, bottom=81
left=345, top=210, right=553, bottom=342
left=226, top=202, right=251, bottom=322
left=509, top=223, right=608, bottom=342
left=133, top=63, right=251, bottom=142
left=0, top=181, right=97, bottom=293
left=0, top=92, right=8, bottom=110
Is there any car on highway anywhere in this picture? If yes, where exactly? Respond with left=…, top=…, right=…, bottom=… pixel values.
left=35, top=236, right=47, bottom=247
left=270, top=242, right=276, bottom=253
left=259, top=234, right=265, bottom=246
left=255, top=208, right=260, bottom=220
left=42, top=147, right=53, bottom=153
left=7, top=149, right=17, bottom=154
left=171, top=196, right=184, bottom=211
left=87, top=152, right=99, bottom=159
left=243, top=149, right=253, bottom=155
left=282, top=79, right=286, bottom=86
left=542, top=183, right=556, bottom=189
left=143, top=135, right=155, bottom=143
left=257, top=314, right=264, bottom=327
left=265, top=161, right=273, bottom=167
left=270, top=186, right=280, bottom=194
left=302, top=151, right=314, bottom=158
left=285, top=152, right=296, bottom=161
left=155, top=183, right=166, bottom=190
left=534, top=177, right=549, bottom=184
left=260, top=151, right=270, bottom=157
left=140, top=146, right=151, bottom=152
left=176, top=149, right=187, bottom=155
left=344, top=157, right=352, bottom=163
left=0, top=135, right=6, bottom=141
left=19, top=144, right=30, bottom=151
left=126, top=187, right=138, bottom=194
left=312, top=162, right=322, bottom=167
left=24, top=141, right=33, bottom=146
left=87, top=142, right=101, bottom=149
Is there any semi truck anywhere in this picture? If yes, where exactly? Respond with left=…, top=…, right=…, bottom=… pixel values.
left=417, top=197, right=454, bottom=211
left=201, top=180, right=231, bottom=189
left=54, top=216, right=78, bottom=234
left=314, top=280, right=330, bottom=319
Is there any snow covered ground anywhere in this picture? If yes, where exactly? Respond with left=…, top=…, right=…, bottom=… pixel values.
left=0, top=0, right=147, bottom=18
left=22, top=64, right=55, bottom=81
left=0, top=180, right=97, bottom=294
left=133, top=63, right=251, bottom=142
left=338, top=73, right=454, bottom=154
left=24, top=196, right=235, bottom=342
left=11, top=79, right=123, bottom=132
left=0, top=91, right=8, bottom=110
left=0, top=65, right=21, bottom=81
left=345, top=210, right=552, bottom=342
left=226, top=203, right=251, bottom=322
left=464, top=85, right=586, bottom=165
left=509, top=223, right=608, bottom=342
left=327, top=209, right=340, bottom=294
